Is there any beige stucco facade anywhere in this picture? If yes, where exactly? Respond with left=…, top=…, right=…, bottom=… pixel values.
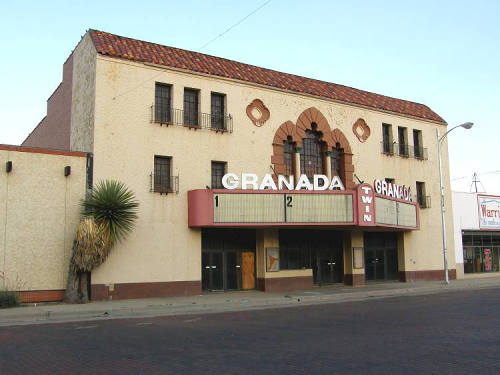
left=19, top=30, right=457, bottom=300
left=0, top=146, right=87, bottom=301
left=86, top=55, right=455, bottom=287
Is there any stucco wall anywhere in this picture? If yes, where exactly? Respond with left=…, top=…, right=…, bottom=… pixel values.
left=0, top=146, right=86, bottom=292
left=88, top=55, right=455, bottom=287
left=22, top=55, right=73, bottom=150
left=70, top=33, right=96, bottom=152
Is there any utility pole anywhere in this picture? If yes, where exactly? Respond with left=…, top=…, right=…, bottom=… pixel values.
left=470, top=173, right=484, bottom=193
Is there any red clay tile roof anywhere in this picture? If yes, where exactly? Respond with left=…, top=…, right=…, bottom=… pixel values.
left=89, top=30, right=446, bottom=124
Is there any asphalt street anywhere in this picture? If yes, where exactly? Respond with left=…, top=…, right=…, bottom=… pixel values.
left=1, top=288, right=499, bottom=375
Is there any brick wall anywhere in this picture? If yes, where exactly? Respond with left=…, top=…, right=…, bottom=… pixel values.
left=22, top=55, right=73, bottom=150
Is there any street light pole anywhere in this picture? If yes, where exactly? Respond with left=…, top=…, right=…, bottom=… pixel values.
left=436, top=122, right=473, bottom=285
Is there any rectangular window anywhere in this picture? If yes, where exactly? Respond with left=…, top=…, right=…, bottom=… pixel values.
left=279, top=230, right=313, bottom=270
left=211, top=161, right=226, bottom=189
left=154, top=156, right=172, bottom=192
left=416, top=181, right=427, bottom=208
left=463, top=242, right=499, bottom=274
left=184, top=88, right=199, bottom=126
left=398, top=127, right=408, bottom=156
left=300, top=131, right=323, bottom=180
left=413, top=129, right=423, bottom=159
left=385, top=178, right=395, bottom=184
left=382, top=123, right=393, bottom=154
left=155, top=83, right=171, bottom=123
left=283, top=141, right=294, bottom=176
left=211, top=93, right=225, bottom=130
left=331, top=147, right=343, bottom=177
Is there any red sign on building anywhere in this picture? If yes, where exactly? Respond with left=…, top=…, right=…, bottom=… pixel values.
left=357, top=183, right=375, bottom=227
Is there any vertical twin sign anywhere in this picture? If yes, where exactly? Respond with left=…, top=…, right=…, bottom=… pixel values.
left=357, top=183, right=375, bottom=226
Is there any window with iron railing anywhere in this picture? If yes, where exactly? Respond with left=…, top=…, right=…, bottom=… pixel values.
left=413, top=129, right=424, bottom=159
left=211, top=161, right=226, bottom=189
left=153, top=156, right=175, bottom=193
left=416, top=181, right=430, bottom=208
left=211, top=93, right=225, bottom=130
left=184, top=88, right=199, bottom=126
left=155, top=83, right=172, bottom=123
left=398, top=126, right=409, bottom=157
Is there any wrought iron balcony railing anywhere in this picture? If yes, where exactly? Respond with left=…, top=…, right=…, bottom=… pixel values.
left=150, top=173, right=179, bottom=194
left=151, top=106, right=233, bottom=133
left=381, top=142, right=428, bottom=160
left=418, top=195, right=431, bottom=208
left=381, top=141, right=395, bottom=155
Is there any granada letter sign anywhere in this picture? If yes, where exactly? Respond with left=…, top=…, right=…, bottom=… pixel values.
left=478, top=195, right=500, bottom=230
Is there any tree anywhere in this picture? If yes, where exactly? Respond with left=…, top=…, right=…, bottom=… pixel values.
left=64, top=180, right=139, bottom=303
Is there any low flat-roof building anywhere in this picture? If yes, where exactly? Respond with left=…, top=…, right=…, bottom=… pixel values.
left=453, top=191, right=500, bottom=278
left=16, top=30, right=456, bottom=300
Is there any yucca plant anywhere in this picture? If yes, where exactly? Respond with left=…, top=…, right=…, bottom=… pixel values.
left=81, top=180, right=139, bottom=247
left=64, top=180, right=139, bottom=303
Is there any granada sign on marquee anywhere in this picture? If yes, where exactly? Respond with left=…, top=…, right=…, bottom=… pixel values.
left=221, top=173, right=345, bottom=191
left=478, top=195, right=500, bottom=230
left=374, top=179, right=413, bottom=202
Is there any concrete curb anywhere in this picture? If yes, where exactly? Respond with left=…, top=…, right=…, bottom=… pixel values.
left=1, top=278, right=499, bottom=326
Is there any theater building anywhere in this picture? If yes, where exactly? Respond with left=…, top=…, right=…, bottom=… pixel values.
left=453, top=191, right=500, bottom=278
left=17, top=30, right=456, bottom=300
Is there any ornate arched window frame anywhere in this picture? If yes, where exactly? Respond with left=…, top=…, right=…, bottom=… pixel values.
left=271, top=107, right=355, bottom=189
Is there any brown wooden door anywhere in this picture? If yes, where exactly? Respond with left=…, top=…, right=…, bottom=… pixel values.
left=241, top=251, right=255, bottom=290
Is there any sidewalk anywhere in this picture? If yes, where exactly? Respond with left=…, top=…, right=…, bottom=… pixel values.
left=1, top=277, right=499, bottom=326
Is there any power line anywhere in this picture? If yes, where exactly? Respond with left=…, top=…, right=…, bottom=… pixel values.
left=199, top=0, right=272, bottom=50
left=451, top=169, right=500, bottom=181
left=111, top=1, right=272, bottom=101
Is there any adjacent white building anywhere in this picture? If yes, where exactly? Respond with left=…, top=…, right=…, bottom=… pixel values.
left=453, top=191, right=500, bottom=278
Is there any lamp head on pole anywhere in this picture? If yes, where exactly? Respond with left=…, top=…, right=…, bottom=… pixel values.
left=460, top=122, right=474, bottom=130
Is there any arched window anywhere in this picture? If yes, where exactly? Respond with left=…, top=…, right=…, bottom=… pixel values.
left=283, top=137, right=295, bottom=176
left=331, top=143, right=343, bottom=178
left=300, top=129, right=324, bottom=180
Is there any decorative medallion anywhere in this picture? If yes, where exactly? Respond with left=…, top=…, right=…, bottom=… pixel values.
left=352, top=118, right=370, bottom=143
left=246, top=99, right=270, bottom=127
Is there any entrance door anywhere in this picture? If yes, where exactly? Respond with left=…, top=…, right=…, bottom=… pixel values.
left=225, top=251, right=240, bottom=290
left=364, top=232, right=399, bottom=281
left=241, top=251, right=255, bottom=289
left=202, top=251, right=224, bottom=290
left=202, top=229, right=257, bottom=291
left=316, top=250, right=343, bottom=284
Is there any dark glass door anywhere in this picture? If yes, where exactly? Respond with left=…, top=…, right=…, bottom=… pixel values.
left=202, top=252, right=210, bottom=290
left=375, top=249, right=385, bottom=280
left=318, top=256, right=334, bottom=284
left=365, top=249, right=376, bottom=281
left=225, top=251, right=241, bottom=290
left=202, top=251, right=224, bottom=290
left=364, top=247, right=398, bottom=281
left=364, top=233, right=399, bottom=282
left=315, top=247, right=343, bottom=285
left=386, top=248, right=398, bottom=279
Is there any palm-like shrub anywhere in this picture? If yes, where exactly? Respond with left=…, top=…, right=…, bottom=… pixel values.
left=81, top=180, right=139, bottom=247
left=64, top=180, right=139, bottom=303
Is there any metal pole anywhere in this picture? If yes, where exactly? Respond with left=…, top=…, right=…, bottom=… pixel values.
left=437, top=128, right=449, bottom=284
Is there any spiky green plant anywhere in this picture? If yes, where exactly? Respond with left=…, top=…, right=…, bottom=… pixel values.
left=81, top=180, right=139, bottom=246
left=64, top=180, right=139, bottom=303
